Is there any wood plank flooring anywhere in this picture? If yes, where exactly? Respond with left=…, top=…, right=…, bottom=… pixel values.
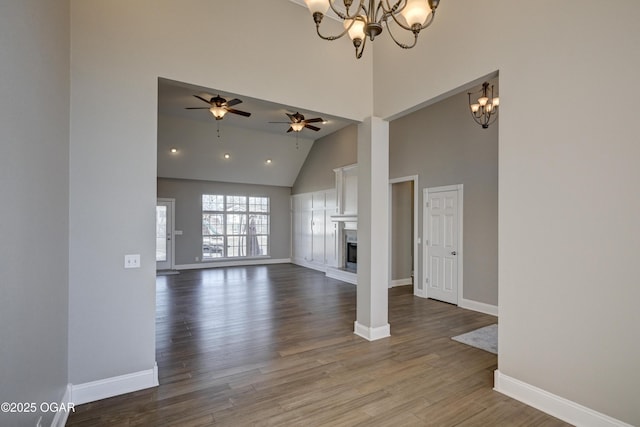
left=67, top=264, right=569, bottom=426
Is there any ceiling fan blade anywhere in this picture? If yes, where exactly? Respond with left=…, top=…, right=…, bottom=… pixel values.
left=286, top=112, right=299, bottom=122
left=287, top=127, right=294, bottom=133
left=304, top=117, right=324, bottom=124
left=225, top=98, right=242, bottom=107
left=193, top=95, right=212, bottom=105
left=305, top=124, right=321, bottom=131
left=185, top=107, right=210, bottom=110
left=226, top=108, right=251, bottom=117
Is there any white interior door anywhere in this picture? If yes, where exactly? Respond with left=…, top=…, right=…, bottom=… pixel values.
left=425, top=188, right=460, bottom=304
left=156, top=199, right=174, bottom=270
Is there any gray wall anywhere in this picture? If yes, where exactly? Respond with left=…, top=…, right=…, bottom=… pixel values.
left=391, top=181, right=414, bottom=281
left=376, top=3, right=640, bottom=422
left=292, top=125, right=358, bottom=194
left=390, top=86, right=498, bottom=305
left=157, top=178, right=292, bottom=265
left=0, top=1, right=70, bottom=426
left=68, top=0, right=371, bottom=388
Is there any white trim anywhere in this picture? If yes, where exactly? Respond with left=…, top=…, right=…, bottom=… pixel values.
left=51, top=383, right=72, bottom=427
left=422, top=184, right=464, bottom=303
left=354, top=321, right=390, bottom=341
left=389, top=175, right=419, bottom=297
left=460, top=298, right=499, bottom=316
left=156, top=198, right=175, bottom=271
left=494, top=370, right=634, bottom=427
left=176, top=258, right=291, bottom=271
left=71, top=363, right=159, bottom=405
left=326, top=266, right=357, bottom=284
left=390, top=278, right=413, bottom=288
left=424, top=184, right=461, bottom=193
left=292, top=258, right=327, bottom=273
left=330, top=213, right=358, bottom=223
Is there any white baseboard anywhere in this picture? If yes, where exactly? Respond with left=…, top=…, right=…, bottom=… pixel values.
left=175, top=258, right=291, bottom=271
left=389, top=278, right=412, bottom=288
left=51, top=383, right=72, bottom=427
left=291, top=258, right=327, bottom=273
left=460, top=298, right=499, bottom=317
left=71, top=363, right=159, bottom=405
left=326, top=267, right=357, bottom=285
left=494, top=370, right=633, bottom=427
left=354, top=321, right=390, bottom=341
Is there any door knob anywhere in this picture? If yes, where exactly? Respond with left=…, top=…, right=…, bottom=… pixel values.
left=451, top=251, right=457, bottom=255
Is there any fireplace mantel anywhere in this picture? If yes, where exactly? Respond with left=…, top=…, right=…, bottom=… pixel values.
left=330, top=214, right=358, bottom=223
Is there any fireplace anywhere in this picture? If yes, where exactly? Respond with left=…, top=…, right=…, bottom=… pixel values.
left=344, top=230, right=357, bottom=272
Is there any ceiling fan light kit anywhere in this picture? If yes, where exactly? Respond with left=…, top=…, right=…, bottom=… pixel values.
left=302, top=0, right=440, bottom=58
left=185, top=94, right=252, bottom=119
left=269, top=112, right=324, bottom=133
left=186, top=96, right=325, bottom=136
left=209, top=106, right=227, bottom=120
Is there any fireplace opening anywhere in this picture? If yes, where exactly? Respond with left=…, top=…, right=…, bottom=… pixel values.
left=346, top=242, right=357, bottom=272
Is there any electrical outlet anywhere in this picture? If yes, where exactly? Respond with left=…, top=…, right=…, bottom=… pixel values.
left=124, top=254, right=141, bottom=269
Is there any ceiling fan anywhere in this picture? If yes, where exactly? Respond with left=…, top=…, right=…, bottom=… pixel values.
left=186, top=94, right=251, bottom=120
left=270, top=112, right=324, bottom=133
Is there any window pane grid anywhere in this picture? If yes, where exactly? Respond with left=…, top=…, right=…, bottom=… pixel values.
left=202, top=194, right=270, bottom=259
left=249, top=197, right=269, bottom=213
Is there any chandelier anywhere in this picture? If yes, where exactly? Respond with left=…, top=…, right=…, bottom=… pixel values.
left=302, top=0, right=440, bottom=59
left=468, top=82, right=499, bottom=129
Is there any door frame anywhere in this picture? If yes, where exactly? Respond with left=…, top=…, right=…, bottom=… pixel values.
left=422, top=184, right=463, bottom=303
left=389, top=175, right=419, bottom=295
left=157, top=198, right=175, bottom=270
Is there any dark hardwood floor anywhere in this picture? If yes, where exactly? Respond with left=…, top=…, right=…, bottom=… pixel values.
left=67, top=264, right=568, bottom=426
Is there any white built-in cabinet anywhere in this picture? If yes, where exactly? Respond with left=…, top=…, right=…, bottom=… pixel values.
left=291, top=189, right=337, bottom=271
left=292, top=164, right=357, bottom=283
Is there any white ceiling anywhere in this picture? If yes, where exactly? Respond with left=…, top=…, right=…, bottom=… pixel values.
left=157, top=78, right=356, bottom=187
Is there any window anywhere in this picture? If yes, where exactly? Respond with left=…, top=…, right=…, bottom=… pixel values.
left=202, top=194, right=270, bottom=259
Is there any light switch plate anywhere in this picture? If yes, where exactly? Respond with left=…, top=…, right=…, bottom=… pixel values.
left=124, top=254, right=140, bottom=269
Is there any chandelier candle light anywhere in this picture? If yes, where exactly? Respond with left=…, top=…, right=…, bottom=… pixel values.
left=468, top=82, right=499, bottom=129
left=303, top=0, right=440, bottom=59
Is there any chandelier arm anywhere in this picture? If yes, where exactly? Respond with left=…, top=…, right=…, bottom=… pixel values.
left=385, top=16, right=419, bottom=49
left=328, top=0, right=364, bottom=20
left=419, top=11, right=436, bottom=30
left=469, top=110, right=484, bottom=127
left=380, top=0, right=406, bottom=15
left=486, top=111, right=499, bottom=127
left=315, top=20, right=354, bottom=41
left=372, top=0, right=385, bottom=24
left=384, top=10, right=415, bottom=32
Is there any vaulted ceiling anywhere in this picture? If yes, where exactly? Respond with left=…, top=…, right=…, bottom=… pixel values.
left=157, top=78, right=356, bottom=187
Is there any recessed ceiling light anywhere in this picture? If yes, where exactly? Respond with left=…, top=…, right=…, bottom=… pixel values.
left=266, top=159, right=272, bottom=164
left=170, top=148, right=178, bottom=153
left=322, top=120, right=328, bottom=124
left=224, top=153, right=230, bottom=159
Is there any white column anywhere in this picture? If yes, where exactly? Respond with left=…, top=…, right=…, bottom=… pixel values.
left=354, top=117, right=390, bottom=340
